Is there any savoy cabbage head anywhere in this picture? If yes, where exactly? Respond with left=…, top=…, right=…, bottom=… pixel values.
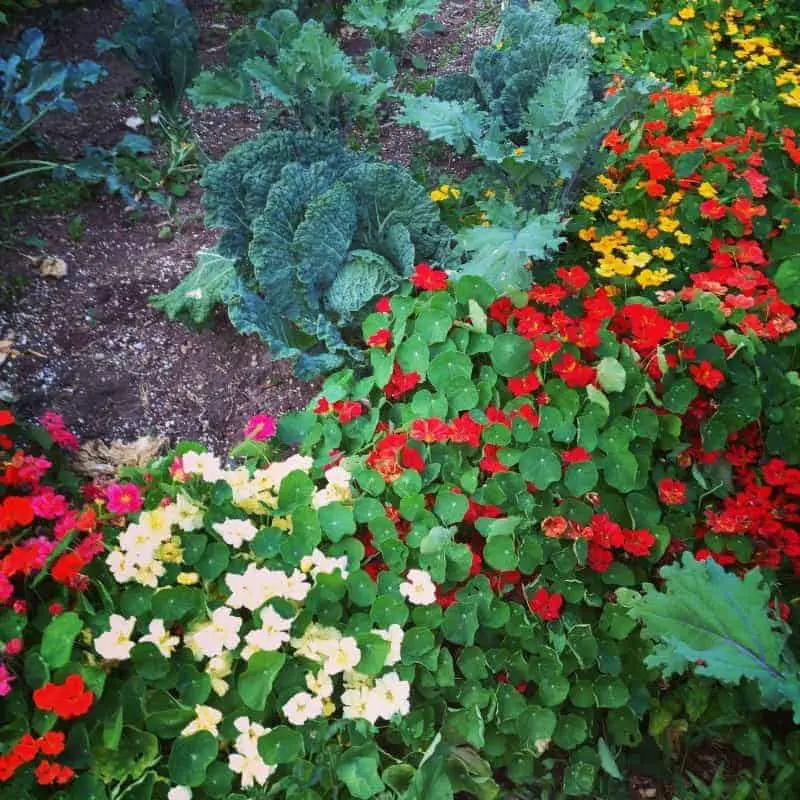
left=152, top=131, right=452, bottom=378
left=398, top=0, right=654, bottom=212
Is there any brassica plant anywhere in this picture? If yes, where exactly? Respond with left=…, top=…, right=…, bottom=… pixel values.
left=152, top=131, right=451, bottom=377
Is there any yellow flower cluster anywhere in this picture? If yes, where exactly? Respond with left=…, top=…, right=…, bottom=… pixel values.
left=429, top=183, right=461, bottom=202
left=733, top=36, right=783, bottom=69
left=777, top=65, right=800, bottom=107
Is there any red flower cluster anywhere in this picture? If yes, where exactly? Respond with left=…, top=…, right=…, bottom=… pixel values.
left=366, top=433, right=425, bottom=482
left=528, top=587, right=564, bottom=621
left=0, top=731, right=69, bottom=784
left=314, top=397, right=364, bottom=424
left=410, top=263, right=448, bottom=291
left=32, top=674, right=94, bottom=720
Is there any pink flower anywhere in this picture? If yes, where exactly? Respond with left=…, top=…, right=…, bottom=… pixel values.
left=169, top=457, right=187, bottom=482
left=243, top=413, right=277, bottom=442
left=5, top=638, right=23, bottom=656
left=105, top=483, right=143, bottom=515
left=0, top=663, right=14, bottom=697
left=38, top=412, right=79, bottom=452
left=31, top=491, right=69, bottom=520
left=0, top=574, right=13, bottom=605
left=18, top=456, right=51, bottom=484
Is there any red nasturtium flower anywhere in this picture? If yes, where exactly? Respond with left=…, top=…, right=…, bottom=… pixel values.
left=366, top=328, right=392, bottom=348
left=409, top=418, right=451, bottom=443
left=33, top=674, right=94, bottom=720
left=561, top=447, right=591, bottom=465
left=689, top=361, right=725, bottom=390
left=410, top=263, right=448, bottom=291
left=0, top=410, right=15, bottom=426
left=658, top=478, right=687, bottom=505
left=528, top=588, right=564, bottom=621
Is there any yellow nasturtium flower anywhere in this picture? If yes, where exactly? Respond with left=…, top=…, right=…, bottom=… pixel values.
left=678, top=6, right=696, bottom=21
left=580, top=194, right=602, bottom=212
left=652, top=246, right=676, bottom=261
left=636, top=268, right=675, bottom=288
left=698, top=181, right=717, bottom=198
left=675, top=231, right=693, bottom=246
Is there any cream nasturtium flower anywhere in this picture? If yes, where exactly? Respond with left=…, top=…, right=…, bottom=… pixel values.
left=242, top=607, right=294, bottom=658
left=185, top=607, right=241, bottom=659
left=167, top=788, right=192, bottom=800
left=321, top=636, right=361, bottom=676
left=213, top=518, right=259, bottom=548
left=139, top=618, right=180, bottom=657
left=399, top=569, right=437, bottom=605
left=94, top=614, right=136, bottom=661
left=181, top=704, right=223, bottom=737
left=282, top=691, right=324, bottom=726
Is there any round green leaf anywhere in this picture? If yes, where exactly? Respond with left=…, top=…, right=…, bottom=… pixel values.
left=564, top=462, right=598, bottom=496
left=491, top=333, right=531, bottom=377
left=519, top=446, right=561, bottom=488
left=41, top=612, right=82, bottom=668
left=554, top=714, right=588, bottom=750
left=168, top=732, right=218, bottom=787
left=258, top=725, right=305, bottom=764
left=238, top=651, right=286, bottom=711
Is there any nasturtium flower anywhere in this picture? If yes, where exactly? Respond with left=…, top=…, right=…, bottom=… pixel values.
left=399, top=569, right=437, bottom=605
left=283, top=691, right=324, bottom=726
left=182, top=705, right=223, bottom=737
left=580, top=194, right=602, bottom=212
left=94, top=614, right=136, bottom=661
left=104, top=482, right=143, bottom=515
left=139, top=619, right=180, bottom=657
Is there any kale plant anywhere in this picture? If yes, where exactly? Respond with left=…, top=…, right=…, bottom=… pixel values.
left=152, top=131, right=451, bottom=377
left=1, top=28, right=104, bottom=159
left=189, top=10, right=386, bottom=130
left=98, top=0, right=199, bottom=121
left=343, top=0, right=442, bottom=53
left=398, top=1, right=652, bottom=212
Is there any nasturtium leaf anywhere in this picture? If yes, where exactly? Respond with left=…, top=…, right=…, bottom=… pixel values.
left=258, top=726, right=305, bottom=764
left=428, top=351, right=472, bottom=392
left=397, top=333, right=430, bottom=374
left=416, top=307, right=453, bottom=344
left=607, top=707, right=642, bottom=747
left=595, top=677, right=630, bottom=708
left=483, top=535, right=518, bottom=571
left=441, top=600, right=479, bottom=645
left=336, top=745, right=385, bottom=799
left=519, top=447, right=561, bottom=488
left=663, top=378, right=699, bottom=414
left=443, top=705, right=485, bottom=748
left=151, top=587, right=203, bottom=622
left=569, top=681, right=596, bottom=708
left=420, top=525, right=453, bottom=555
left=601, top=452, right=638, bottom=493
left=356, top=634, right=391, bottom=675
left=563, top=760, right=598, bottom=796
left=596, top=357, right=626, bottom=393
left=402, top=627, right=435, bottom=663
left=168, top=732, right=218, bottom=787
left=775, top=257, right=800, bottom=304
left=238, top=651, right=285, bottom=710
left=371, top=595, right=409, bottom=627
left=347, top=570, right=378, bottom=606
left=203, top=760, right=235, bottom=798
left=41, top=612, right=82, bottom=668
left=319, top=502, right=356, bottom=542
left=516, top=705, right=557, bottom=745
left=278, top=470, right=315, bottom=510
left=537, top=674, right=570, bottom=706
left=554, top=714, right=588, bottom=750
left=564, top=462, right=598, bottom=496
left=598, top=737, right=623, bottom=779
left=434, top=492, right=468, bottom=524
left=196, top=541, right=229, bottom=581
left=491, top=333, right=531, bottom=376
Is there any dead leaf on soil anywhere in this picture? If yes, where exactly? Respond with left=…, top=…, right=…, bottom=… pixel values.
left=0, top=333, right=16, bottom=367
left=37, top=256, right=68, bottom=279
left=72, top=436, right=169, bottom=478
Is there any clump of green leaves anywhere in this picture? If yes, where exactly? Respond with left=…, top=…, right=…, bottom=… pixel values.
left=152, top=130, right=451, bottom=377
left=343, top=0, right=442, bottom=53
left=1, top=28, right=104, bottom=166
left=98, top=0, right=199, bottom=121
left=189, top=10, right=387, bottom=130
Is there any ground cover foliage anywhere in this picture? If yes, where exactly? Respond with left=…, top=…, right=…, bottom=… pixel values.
left=2, top=0, right=800, bottom=798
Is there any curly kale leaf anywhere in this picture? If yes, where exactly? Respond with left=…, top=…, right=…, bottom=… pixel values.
left=99, top=0, right=199, bottom=119
left=150, top=249, right=238, bottom=326
left=626, top=553, right=800, bottom=721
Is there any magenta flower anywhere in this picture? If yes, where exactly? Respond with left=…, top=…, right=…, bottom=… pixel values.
left=243, top=413, right=277, bottom=442
left=0, top=663, right=14, bottom=697
left=31, top=491, right=69, bottom=520
left=105, top=483, right=143, bottom=515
